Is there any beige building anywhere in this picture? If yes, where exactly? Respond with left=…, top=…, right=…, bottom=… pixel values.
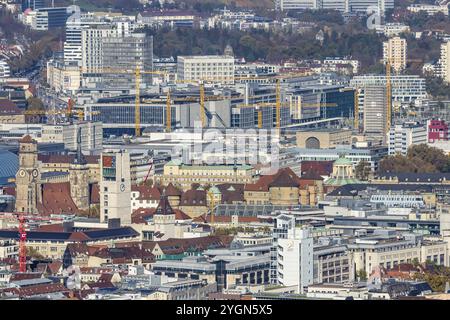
left=46, top=59, right=81, bottom=94
left=296, top=129, right=352, bottom=149
left=177, top=55, right=235, bottom=84
left=383, top=36, right=407, bottom=73
left=156, top=160, right=257, bottom=191
left=348, top=233, right=448, bottom=277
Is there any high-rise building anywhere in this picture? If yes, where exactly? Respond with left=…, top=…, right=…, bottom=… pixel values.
left=102, top=33, right=154, bottom=88
left=439, top=41, right=450, bottom=84
left=31, top=7, right=73, bottom=31
left=100, top=151, right=131, bottom=225
left=388, top=122, right=427, bottom=155
left=277, top=224, right=314, bottom=294
left=21, top=0, right=45, bottom=11
left=383, top=37, right=407, bottom=73
left=363, top=85, right=387, bottom=138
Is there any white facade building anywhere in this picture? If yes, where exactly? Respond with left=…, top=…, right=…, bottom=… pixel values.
left=100, top=151, right=132, bottom=225
left=388, top=122, right=427, bottom=155
left=0, top=60, right=11, bottom=78
left=177, top=55, right=235, bottom=84
left=277, top=226, right=314, bottom=294
left=407, top=4, right=449, bottom=16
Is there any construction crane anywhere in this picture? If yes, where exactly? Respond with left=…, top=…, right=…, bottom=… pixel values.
left=80, top=66, right=166, bottom=137
left=0, top=212, right=64, bottom=272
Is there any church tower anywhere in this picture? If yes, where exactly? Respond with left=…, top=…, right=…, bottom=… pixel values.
left=15, top=135, right=41, bottom=214
left=69, top=128, right=90, bottom=211
left=153, top=193, right=176, bottom=239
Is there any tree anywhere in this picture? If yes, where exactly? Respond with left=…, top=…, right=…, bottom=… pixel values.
left=355, top=160, right=371, bottom=180
left=356, top=269, right=367, bottom=281
left=26, top=246, right=44, bottom=260
left=26, top=97, right=45, bottom=111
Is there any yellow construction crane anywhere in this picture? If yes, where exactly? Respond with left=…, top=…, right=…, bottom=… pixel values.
left=81, top=66, right=166, bottom=137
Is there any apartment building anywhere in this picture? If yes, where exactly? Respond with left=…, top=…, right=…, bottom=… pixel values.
left=177, top=55, right=235, bottom=84
left=439, top=41, right=450, bottom=84
left=388, top=122, right=427, bottom=155
left=383, top=37, right=407, bottom=73
left=46, top=59, right=81, bottom=94
left=407, top=4, right=449, bottom=16
left=0, top=60, right=11, bottom=78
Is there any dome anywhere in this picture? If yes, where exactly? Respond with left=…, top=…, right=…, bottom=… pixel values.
left=334, top=156, right=352, bottom=166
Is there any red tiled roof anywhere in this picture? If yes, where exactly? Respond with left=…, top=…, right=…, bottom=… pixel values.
left=37, top=182, right=80, bottom=215
left=0, top=99, right=22, bottom=114
left=131, top=185, right=161, bottom=200
left=1, top=186, right=16, bottom=197
left=90, top=183, right=100, bottom=204
left=244, top=167, right=302, bottom=191
left=36, top=223, right=64, bottom=232
left=300, top=161, right=334, bottom=176
left=38, top=154, right=99, bottom=164
left=131, top=207, right=191, bottom=224
left=180, top=189, right=206, bottom=206
left=10, top=272, right=43, bottom=282
left=19, top=134, right=35, bottom=143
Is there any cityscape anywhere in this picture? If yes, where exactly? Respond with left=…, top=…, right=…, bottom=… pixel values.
left=1, top=0, right=450, bottom=303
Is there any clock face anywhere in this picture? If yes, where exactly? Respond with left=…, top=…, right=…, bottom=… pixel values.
left=32, top=169, right=39, bottom=178
left=120, top=183, right=126, bottom=192
left=18, top=169, right=26, bottom=178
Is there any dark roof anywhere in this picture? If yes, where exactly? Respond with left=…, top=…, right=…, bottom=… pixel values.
left=154, top=195, right=174, bottom=216
left=326, top=183, right=439, bottom=197
left=162, top=183, right=182, bottom=196
left=180, top=189, right=206, bottom=206
left=0, top=99, right=22, bottom=114
left=378, top=172, right=450, bottom=183
left=37, top=182, right=80, bottom=215
left=131, top=185, right=161, bottom=200
left=19, top=135, right=35, bottom=143
left=0, top=227, right=139, bottom=242
left=301, top=161, right=334, bottom=176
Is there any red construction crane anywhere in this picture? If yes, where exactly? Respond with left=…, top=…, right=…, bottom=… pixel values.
left=143, top=161, right=154, bottom=185
left=0, top=212, right=64, bottom=272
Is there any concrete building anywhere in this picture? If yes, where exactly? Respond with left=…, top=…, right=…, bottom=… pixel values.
left=348, top=230, right=448, bottom=277
left=363, top=85, right=388, bottom=140
left=46, top=59, right=81, bottom=94
left=102, top=33, right=153, bottom=88
left=100, top=151, right=132, bottom=224
left=177, top=55, right=235, bottom=84
left=277, top=0, right=322, bottom=10
left=388, top=122, right=427, bottom=155
left=383, top=37, right=407, bottom=73
left=29, top=7, right=73, bottom=31
left=81, top=25, right=118, bottom=74
left=296, top=128, right=352, bottom=149
left=0, top=60, right=11, bottom=78
left=439, top=41, right=450, bottom=84
left=427, top=119, right=448, bottom=143
left=277, top=226, right=314, bottom=294
left=41, top=121, right=103, bottom=154
left=375, top=23, right=410, bottom=37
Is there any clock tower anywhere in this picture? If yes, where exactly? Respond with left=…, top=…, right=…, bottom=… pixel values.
left=15, top=135, right=41, bottom=214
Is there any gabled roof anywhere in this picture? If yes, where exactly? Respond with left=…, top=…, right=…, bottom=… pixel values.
left=180, top=189, right=206, bottom=206
left=37, top=182, right=80, bottom=215
left=244, top=167, right=303, bottom=191
left=162, top=183, right=182, bottom=196
left=131, top=207, right=191, bottom=224
left=154, top=195, right=174, bottom=216
left=131, top=185, right=161, bottom=200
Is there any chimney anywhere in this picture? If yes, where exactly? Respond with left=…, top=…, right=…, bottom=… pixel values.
left=108, top=218, right=121, bottom=229
left=63, top=221, right=74, bottom=233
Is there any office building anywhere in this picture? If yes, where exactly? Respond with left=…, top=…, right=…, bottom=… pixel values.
left=100, top=151, right=132, bottom=224
left=41, top=121, right=103, bottom=154
left=388, top=122, right=427, bottom=155
left=277, top=0, right=322, bottom=10
left=177, top=55, right=235, bottom=84
left=277, top=225, right=314, bottom=294
left=21, top=0, right=44, bottom=11
left=347, top=0, right=394, bottom=15
left=363, top=85, right=388, bottom=137
left=407, top=4, right=449, bottom=16
left=383, top=37, right=407, bottom=73
left=102, top=33, right=153, bottom=88
left=31, top=7, right=73, bottom=31
left=46, top=59, right=81, bottom=94
left=81, top=26, right=118, bottom=74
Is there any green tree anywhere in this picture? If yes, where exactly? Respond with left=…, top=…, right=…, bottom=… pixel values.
left=355, top=160, right=372, bottom=180
left=356, top=269, right=367, bottom=281
left=26, top=97, right=45, bottom=111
